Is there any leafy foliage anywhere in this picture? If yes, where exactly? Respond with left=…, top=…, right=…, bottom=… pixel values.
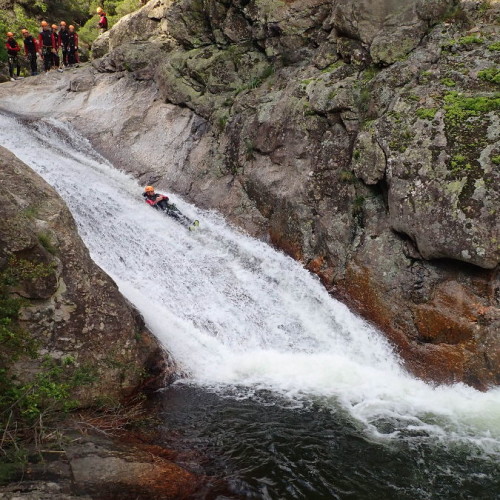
left=0, top=0, right=143, bottom=59
left=80, top=0, right=143, bottom=46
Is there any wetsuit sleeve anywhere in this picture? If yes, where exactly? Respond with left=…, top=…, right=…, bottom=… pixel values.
left=6, top=41, right=20, bottom=53
left=52, top=33, right=56, bottom=50
left=145, top=199, right=155, bottom=206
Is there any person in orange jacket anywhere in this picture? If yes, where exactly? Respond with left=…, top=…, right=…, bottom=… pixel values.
left=5, top=32, right=21, bottom=80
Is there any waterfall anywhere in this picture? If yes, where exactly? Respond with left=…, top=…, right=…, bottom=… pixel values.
left=1, top=112, right=499, bottom=455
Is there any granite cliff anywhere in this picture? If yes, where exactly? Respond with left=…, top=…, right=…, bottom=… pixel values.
left=0, top=0, right=498, bottom=389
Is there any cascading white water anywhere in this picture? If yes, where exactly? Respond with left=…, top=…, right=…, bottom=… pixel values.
left=1, top=112, right=499, bottom=454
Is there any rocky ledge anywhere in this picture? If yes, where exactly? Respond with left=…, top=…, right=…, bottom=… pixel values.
left=0, top=0, right=498, bottom=389
left=0, top=427, right=203, bottom=500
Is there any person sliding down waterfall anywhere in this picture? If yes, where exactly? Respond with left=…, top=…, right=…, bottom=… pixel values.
left=143, top=186, right=199, bottom=230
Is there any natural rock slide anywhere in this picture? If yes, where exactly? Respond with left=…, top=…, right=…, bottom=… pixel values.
left=0, top=0, right=498, bottom=391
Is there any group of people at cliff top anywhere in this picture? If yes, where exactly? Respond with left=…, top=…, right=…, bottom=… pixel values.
left=5, top=7, right=108, bottom=81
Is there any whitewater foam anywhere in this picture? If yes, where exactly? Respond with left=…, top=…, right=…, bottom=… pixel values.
left=0, top=112, right=499, bottom=453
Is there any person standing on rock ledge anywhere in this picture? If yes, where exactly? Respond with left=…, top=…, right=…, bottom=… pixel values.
left=38, top=21, right=56, bottom=73
left=5, top=32, right=21, bottom=81
left=51, top=24, right=61, bottom=71
left=59, top=21, right=69, bottom=67
left=21, top=29, right=38, bottom=76
left=97, top=7, right=108, bottom=34
left=67, top=25, right=79, bottom=67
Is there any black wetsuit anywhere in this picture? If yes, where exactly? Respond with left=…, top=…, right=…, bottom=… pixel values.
left=52, top=31, right=60, bottom=68
left=23, top=35, right=38, bottom=75
left=6, top=38, right=20, bottom=78
left=59, top=28, right=69, bottom=66
left=67, top=32, right=78, bottom=65
left=38, top=29, right=55, bottom=72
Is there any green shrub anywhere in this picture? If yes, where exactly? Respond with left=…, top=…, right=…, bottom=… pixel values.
left=488, top=42, right=500, bottom=51
left=81, top=0, right=144, bottom=46
left=0, top=7, right=39, bottom=62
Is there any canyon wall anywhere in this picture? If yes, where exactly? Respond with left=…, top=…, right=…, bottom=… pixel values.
left=0, top=0, right=498, bottom=388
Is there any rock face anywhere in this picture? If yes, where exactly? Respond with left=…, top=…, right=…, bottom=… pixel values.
left=0, top=431, right=200, bottom=500
left=331, top=0, right=456, bottom=64
left=0, top=429, right=202, bottom=499
left=0, top=0, right=498, bottom=389
left=0, top=147, right=169, bottom=405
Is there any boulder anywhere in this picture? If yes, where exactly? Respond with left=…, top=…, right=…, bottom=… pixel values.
left=330, top=0, right=457, bottom=64
left=0, top=148, right=169, bottom=406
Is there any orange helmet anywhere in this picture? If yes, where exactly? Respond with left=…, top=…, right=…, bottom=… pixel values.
left=69, top=25, right=75, bottom=30
left=144, top=186, right=155, bottom=193
left=97, top=7, right=103, bottom=13
left=6, top=32, right=13, bottom=37
left=41, top=21, right=48, bottom=27
left=60, top=21, right=67, bottom=26
left=51, top=24, right=58, bottom=29
left=21, top=29, right=29, bottom=35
